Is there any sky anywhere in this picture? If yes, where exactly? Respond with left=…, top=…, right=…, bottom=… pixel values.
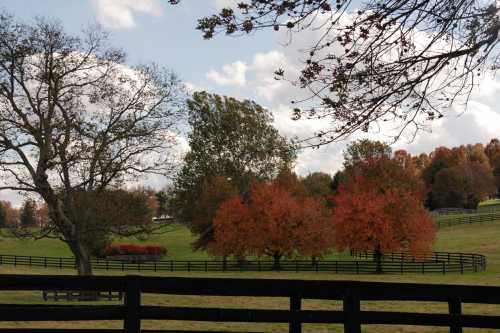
left=1, top=0, right=500, bottom=205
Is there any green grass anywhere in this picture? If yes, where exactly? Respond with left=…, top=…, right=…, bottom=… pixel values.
left=2, top=220, right=500, bottom=332
left=0, top=225, right=353, bottom=260
left=0, top=225, right=206, bottom=259
left=479, top=198, right=500, bottom=208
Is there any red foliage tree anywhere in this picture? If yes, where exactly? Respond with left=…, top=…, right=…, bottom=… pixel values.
left=333, top=176, right=435, bottom=271
left=211, top=196, right=251, bottom=262
left=212, top=180, right=334, bottom=269
left=191, top=176, right=239, bottom=252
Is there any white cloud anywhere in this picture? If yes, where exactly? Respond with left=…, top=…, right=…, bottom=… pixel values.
left=0, top=190, right=24, bottom=208
left=251, top=51, right=300, bottom=102
left=184, top=82, right=202, bottom=94
left=213, top=0, right=240, bottom=10
left=90, top=0, right=163, bottom=29
left=206, top=61, right=248, bottom=87
left=200, top=9, right=500, bottom=176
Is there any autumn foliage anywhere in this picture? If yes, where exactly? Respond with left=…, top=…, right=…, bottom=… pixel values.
left=333, top=175, right=435, bottom=262
left=212, top=177, right=334, bottom=268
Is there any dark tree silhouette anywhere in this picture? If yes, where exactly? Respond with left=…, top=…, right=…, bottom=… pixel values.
left=0, top=14, right=184, bottom=275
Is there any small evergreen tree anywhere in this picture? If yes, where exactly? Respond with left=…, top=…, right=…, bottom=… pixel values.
left=0, top=201, right=6, bottom=228
left=20, top=200, right=37, bottom=227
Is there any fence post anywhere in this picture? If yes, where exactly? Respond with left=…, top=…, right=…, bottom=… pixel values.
left=448, top=298, right=462, bottom=333
left=289, top=295, right=301, bottom=333
left=343, top=290, right=361, bottom=333
left=124, top=275, right=141, bottom=333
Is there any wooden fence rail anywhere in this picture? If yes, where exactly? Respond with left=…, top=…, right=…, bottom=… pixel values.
left=351, top=250, right=486, bottom=270
left=436, top=211, right=500, bottom=228
left=1, top=274, right=500, bottom=333
left=0, top=251, right=486, bottom=274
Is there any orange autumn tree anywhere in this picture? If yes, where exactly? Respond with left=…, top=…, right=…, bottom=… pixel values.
left=210, top=196, right=251, bottom=263
left=212, top=178, right=334, bottom=270
left=333, top=175, right=435, bottom=272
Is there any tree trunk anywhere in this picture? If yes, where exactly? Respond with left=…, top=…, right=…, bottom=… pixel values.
left=74, top=243, right=93, bottom=276
left=72, top=242, right=98, bottom=300
left=311, top=255, right=317, bottom=266
left=46, top=195, right=94, bottom=277
left=374, top=246, right=383, bottom=274
left=272, top=252, right=282, bottom=271
left=222, top=255, right=227, bottom=271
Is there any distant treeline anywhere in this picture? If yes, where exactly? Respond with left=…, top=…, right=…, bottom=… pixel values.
left=333, top=139, right=500, bottom=210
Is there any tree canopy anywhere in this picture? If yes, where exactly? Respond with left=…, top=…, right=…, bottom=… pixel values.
left=20, top=199, right=37, bottom=227
left=212, top=173, right=334, bottom=268
left=171, top=92, right=296, bottom=250
left=0, top=201, right=6, bottom=228
left=333, top=162, right=435, bottom=270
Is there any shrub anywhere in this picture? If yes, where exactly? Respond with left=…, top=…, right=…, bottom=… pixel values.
left=104, top=244, right=167, bottom=257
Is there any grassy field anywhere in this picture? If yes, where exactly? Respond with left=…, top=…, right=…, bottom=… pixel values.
left=479, top=198, right=500, bottom=209
left=477, top=199, right=500, bottom=212
left=1, top=219, right=500, bottom=332
left=0, top=224, right=354, bottom=260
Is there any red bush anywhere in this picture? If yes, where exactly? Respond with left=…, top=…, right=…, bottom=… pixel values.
left=104, top=244, right=167, bottom=256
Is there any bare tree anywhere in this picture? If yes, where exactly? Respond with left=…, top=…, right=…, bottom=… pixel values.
left=172, top=0, right=500, bottom=146
left=0, top=13, right=184, bottom=275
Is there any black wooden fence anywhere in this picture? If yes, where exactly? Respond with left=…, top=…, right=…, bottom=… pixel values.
left=436, top=211, right=500, bottom=228
left=352, top=250, right=486, bottom=272
left=0, top=250, right=486, bottom=274
left=1, top=274, right=500, bottom=333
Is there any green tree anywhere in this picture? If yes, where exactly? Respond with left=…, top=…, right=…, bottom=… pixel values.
left=431, top=167, right=468, bottom=209
left=485, top=139, right=500, bottom=196
left=432, top=162, right=496, bottom=209
left=0, top=201, right=6, bottom=228
left=20, top=200, right=37, bottom=227
left=332, top=170, right=347, bottom=194
left=301, top=172, right=334, bottom=200
left=155, top=191, right=170, bottom=217
left=69, top=188, right=154, bottom=257
left=172, top=92, right=296, bottom=250
left=343, top=139, right=392, bottom=169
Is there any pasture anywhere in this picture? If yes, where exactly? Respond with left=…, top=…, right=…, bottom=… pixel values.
left=1, top=217, right=500, bottom=332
